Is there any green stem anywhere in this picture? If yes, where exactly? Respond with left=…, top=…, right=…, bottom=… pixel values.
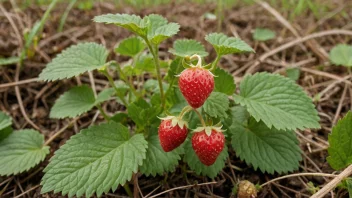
left=210, top=54, right=221, bottom=72
left=58, top=0, right=76, bottom=32
left=111, top=61, right=139, bottom=98
left=193, top=109, right=206, bottom=127
left=123, top=183, right=133, bottom=197
left=96, top=104, right=110, bottom=121
left=144, top=39, right=165, bottom=110
left=101, top=70, right=128, bottom=106
left=178, top=106, right=192, bottom=119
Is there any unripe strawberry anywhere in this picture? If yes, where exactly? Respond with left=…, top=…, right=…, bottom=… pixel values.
left=178, top=67, right=214, bottom=109
left=158, top=116, right=188, bottom=152
left=191, top=125, right=224, bottom=166
left=237, top=180, right=258, bottom=198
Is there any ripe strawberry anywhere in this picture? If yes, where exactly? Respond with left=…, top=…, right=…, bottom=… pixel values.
left=178, top=67, right=214, bottom=109
left=192, top=126, right=225, bottom=166
left=158, top=116, right=188, bottom=152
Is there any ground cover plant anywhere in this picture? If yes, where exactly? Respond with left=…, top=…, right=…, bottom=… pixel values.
left=1, top=1, right=352, bottom=197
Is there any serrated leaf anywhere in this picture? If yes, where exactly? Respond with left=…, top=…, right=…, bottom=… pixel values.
left=41, top=122, right=148, bottom=197
left=0, top=129, right=49, bottom=176
left=329, top=44, right=352, bottom=67
left=149, top=23, right=180, bottom=45
left=0, top=126, right=13, bottom=141
left=140, top=134, right=183, bottom=176
left=253, top=28, right=276, bottom=41
left=214, top=68, right=236, bottom=95
left=93, top=14, right=148, bottom=37
left=0, top=56, right=20, bottom=66
left=234, top=72, right=320, bottom=130
left=286, top=67, right=300, bottom=81
left=50, top=85, right=96, bottom=119
left=128, top=99, right=160, bottom=129
left=115, top=37, right=145, bottom=57
left=184, top=137, right=228, bottom=178
left=0, top=111, right=12, bottom=131
left=203, top=92, right=229, bottom=118
left=230, top=118, right=301, bottom=174
left=223, top=106, right=249, bottom=131
left=135, top=55, right=155, bottom=73
left=205, top=33, right=254, bottom=56
left=169, top=39, right=209, bottom=57
left=327, top=111, right=352, bottom=170
left=39, top=43, right=108, bottom=81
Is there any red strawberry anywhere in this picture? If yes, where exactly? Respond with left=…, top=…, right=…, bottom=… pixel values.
left=192, top=126, right=225, bottom=166
left=158, top=116, right=188, bottom=152
left=178, top=67, right=214, bottom=109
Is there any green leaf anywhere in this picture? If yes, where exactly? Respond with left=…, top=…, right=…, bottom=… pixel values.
left=205, top=33, right=254, bottom=56
left=127, top=99, right=160, bottom=129
left=111, top=112, right=129, bottom=123
left=329, top=44, right=352, bottom=67
left=140, top=134, right=183, bottom=176
left=166, top=57, right=183, bottom=83
left=253, top=28, right=276, bottom=41
left=39, top=43, right=108, bottom=81
left=50, top=85, right=95, bottom=119
left=115, top=37, right=145, bottom=57
left=96, top=88, right=115, bottom=104
left=0, top=126, right=13, bottom=142
left=0, top=111, right=12, bottom=131
left=135, top=55, right=155, bottom=73
left=234, top=72, right=320, bottom=131
left=286, top=68, right=300, bottom=81
left=41, top=122, right=148, bottom=197
left=169, top=39, right=209, bottom=57
left=145, top=14, right=179, bottom=45
left=184, top=137, right=228, bottom=178
left=0, top=129, right=49, bottom=176
left=93, top=14, right=148, bottom=37
left=214, top=68, right=236, bottom=95
left=0, top=56, right=20, bottom=66
left=327, top=111, right=352, bottom=170
left=230, top=118, right=302, bottom=174
left=203, top=92, right=229, bottom=118
left=346, top=178, right=352, bottom=197
left=149, top=23, right=180, bottom=45
left=223, top=106, right=249, bottom=131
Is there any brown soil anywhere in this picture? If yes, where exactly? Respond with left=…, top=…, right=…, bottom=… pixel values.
left=1, top=1, right=352, bottom=197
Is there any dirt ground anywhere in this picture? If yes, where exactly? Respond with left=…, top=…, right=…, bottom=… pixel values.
left=1, top=0, right=352, bottom=197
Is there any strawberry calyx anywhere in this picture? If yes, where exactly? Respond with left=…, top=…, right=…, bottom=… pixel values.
left=181, top=54, right=215, bottom=76
left=193, top=124, right=224, bottom=136
left=159, top=116, right=188, bottom=129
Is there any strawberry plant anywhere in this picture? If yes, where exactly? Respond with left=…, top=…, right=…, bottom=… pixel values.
left=0, top=13, right=321, bottom=197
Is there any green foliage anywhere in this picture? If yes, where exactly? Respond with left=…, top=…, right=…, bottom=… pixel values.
left=0, top=129, right=49, bottom=176
left=213, top=68, right=236, bottom=95
left=205, top=33, right=254, bottom=56
left=39, top=43, right=108, bottom=81
left=41, top=122, right=148, bottom=197
left=0, top=56, right=20, bottom=66
left=94, top=14, right=179, bottom=45
left=0, top=112, right=12, bottom=131
left=127, top=99, right=160, bottom=129
left=329, top=44, right=352, bottom=67
left=234, top=72, right=320, bottom=130
left=252, top=28, right=276, bottom=41
left=0, top=112, right=12, bottom=141
left=327, top=111, right=352, bottom=170
left=184, top=137, right=228, bottom=178
left=203, top=92, right=229, bottom=119
left=50, top=85, right=112, bottom=119
left=286, top=67, right=300, bottom=81
left=140, top=134, right=183, bottom=176
left=230, top=118, right=301, bottom=174
left=169, top=39, right=208, bottom=57
left=115, top=37, right=146, bottom=57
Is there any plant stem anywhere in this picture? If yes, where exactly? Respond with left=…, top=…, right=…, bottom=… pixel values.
left=144, top=39, right=165, bottom=109
left=210, top=54, right=221, bottom=72
left=178, top=106, right=192, bottom=119
left=123, top=183, right=133, bottom=197
left=101, top=70, right=128, bottom=106
left=96, top=104, right=110, bottom=121
left=193, top=109, right=206, bottom=127
left=110, top=61, right=139, bottom=98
